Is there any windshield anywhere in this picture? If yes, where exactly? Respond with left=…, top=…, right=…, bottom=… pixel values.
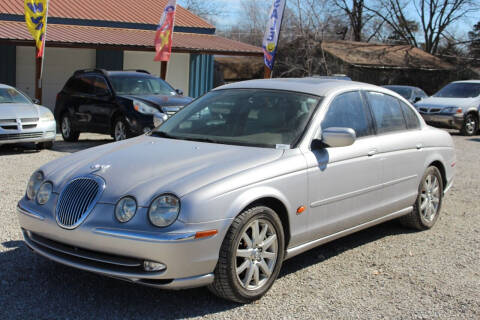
left=109, top=75, right=176, bottom=96
left=385, top=86, right=412, bottom=99
left=0, top=88, right=32, bottom=104
left=434, top=83, right=480, bottom=98
left=152, top=89, right=321, bottom=148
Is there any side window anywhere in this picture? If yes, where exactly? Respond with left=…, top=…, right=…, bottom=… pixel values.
left=366, top=92, right=407, bottom=134
left=65, top=76, right=93, bottom=94
left=400, top=101, right=421, bottom=130
left=92, top=76, right=110, bottom=95
left=321, top=91, right=373, bottom=138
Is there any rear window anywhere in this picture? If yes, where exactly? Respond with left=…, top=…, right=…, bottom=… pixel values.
left=366, top=92, right=407, bottom=134
left=64, top=76, right=93, bottom=94
left=400, top=102, right=421, bottom=130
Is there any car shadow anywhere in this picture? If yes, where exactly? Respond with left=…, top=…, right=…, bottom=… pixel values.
left=468, top=138, right=480, bottom=143
left=279, top=220, right=414, bottom=279
left=0, top=221, right=413, bottom=319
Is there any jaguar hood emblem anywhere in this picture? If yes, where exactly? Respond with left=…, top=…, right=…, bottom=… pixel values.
left=90, top=164, right=111, bottom=173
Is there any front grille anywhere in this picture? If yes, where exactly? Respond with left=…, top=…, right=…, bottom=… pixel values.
left=0, top=118, right=16, bottom=123
left=22, top=124, right=37, bottom=129
left=1, top=125, right=17, bottom=130
left=0, top=132, right=43, bottom=140
left=56, top=176, right=104, bottom=229
left=430, top=108, right=441, bottom=113
left=419, top=108, right=428, bottom=113
left=21, top=117, right=39, bottom=123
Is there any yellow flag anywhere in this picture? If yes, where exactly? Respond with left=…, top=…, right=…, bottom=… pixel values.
left=24, top=0, right=48, bottom=58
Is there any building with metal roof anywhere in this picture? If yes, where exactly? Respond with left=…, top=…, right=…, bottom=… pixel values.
left=0, top=0, right=262, bottom=108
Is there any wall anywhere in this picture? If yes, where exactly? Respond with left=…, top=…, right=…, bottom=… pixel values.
left=16, top=46, right=96, bottom=110
left=124, top=51, right=190, bottom=95
left=0, top=44, right=16, bottom=86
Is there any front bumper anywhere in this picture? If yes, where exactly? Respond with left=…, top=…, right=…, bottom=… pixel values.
left=17, top=202, right=231, bottom=289
left=419, top=113, right=463, bottom=130
left=0, top=120, right=56, bottom=145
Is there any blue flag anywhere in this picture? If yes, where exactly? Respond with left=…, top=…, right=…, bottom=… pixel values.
left=262, top=0, right=287, bottom=71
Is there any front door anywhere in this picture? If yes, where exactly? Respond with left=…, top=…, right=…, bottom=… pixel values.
left=304, top=91, right=384, bottom=240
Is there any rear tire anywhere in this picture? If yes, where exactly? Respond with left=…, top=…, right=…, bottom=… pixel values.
left=208, top=206, right=285, bottom=303
left=61, top=114, right=80, bottom=142
left=460, top=113, right=478, bottom=136
left=399, top=166, right=443, bottom=230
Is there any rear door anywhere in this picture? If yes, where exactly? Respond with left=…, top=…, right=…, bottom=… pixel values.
left=86, top=76, right=115, bottom=133
left=304, top=91, right=384, bottom=240
left=364, top=91, right=426, bottom=214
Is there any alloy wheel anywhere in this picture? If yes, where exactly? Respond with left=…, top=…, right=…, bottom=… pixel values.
left=420, top=174, right=440, bottom=223
left=114, top=120, right=127, bottom=141
left=61, top=116, right=71, bottom=138
left=235, top=218, right=278, bottom=291
left=465, top=115, right=476, bottom=135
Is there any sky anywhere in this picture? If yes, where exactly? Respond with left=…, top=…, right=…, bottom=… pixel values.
left=176, top=0, right=475, bottom=35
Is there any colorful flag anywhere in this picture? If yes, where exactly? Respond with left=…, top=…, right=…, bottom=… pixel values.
left=262, top=0, right=287, bottom=70
left=154, top=0, right=177, bottom=62
left=24, top=0, right=49, bottom=58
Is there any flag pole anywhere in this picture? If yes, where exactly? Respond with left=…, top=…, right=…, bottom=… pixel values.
left=263, top=0, right=287, bottom=79
left=35, top=0, right=49, bottom=104
left=161, top=61, right=168, bottom=80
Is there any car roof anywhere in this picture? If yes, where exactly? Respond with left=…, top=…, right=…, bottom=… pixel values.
left=215, top=78, right=382, bottom=97
left=106, top=71, right=154, bottom=77
left=0, top=83, right=14, bottom=89
left=451, top=80, right=480, bottom=84
left=383, top=85, right=417, bottom=89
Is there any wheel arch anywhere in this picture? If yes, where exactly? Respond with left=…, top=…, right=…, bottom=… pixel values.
left=428, top=160, right=447, bottom=189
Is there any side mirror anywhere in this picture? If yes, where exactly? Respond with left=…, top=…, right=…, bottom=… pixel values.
left=175, top=89, right=184, bottom=96
left=414, top=97, right=422, bottom=103
left=32, top=98, right=40, bottom=104
left=153, top=112, right=169, bottom=127
left=315, top=127, right=356, bottom=148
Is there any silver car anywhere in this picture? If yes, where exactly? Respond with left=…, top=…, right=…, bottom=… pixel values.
left=415, top=80, right=480, bottom=136
left=0, top=84, right=56, bottom=149
left=17, top=79, right=455, bottom=303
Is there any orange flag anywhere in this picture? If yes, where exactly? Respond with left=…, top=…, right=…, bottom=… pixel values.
left=154, top=0, right=177, bottom=62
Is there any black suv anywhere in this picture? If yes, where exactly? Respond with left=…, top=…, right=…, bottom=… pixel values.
left=55, top=69, right=193, bottom=141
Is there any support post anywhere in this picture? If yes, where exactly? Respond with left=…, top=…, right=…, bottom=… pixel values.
left=35, top=52, right=42, bottom=103
left=264, top=66, right=272, bottom=79
left=161, top=61, right=168, bottom=80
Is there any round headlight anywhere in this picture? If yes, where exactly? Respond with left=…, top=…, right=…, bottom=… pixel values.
left=26, top=171, right=44, bottom=200
left=148, top=194, right=180, bottom=227
left=36, top=182, right=53, bottom=205
left=115, top=197, right=137, bottom=223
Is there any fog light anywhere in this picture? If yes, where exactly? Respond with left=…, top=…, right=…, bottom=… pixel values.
left=143, top=261, right=166, bottom=272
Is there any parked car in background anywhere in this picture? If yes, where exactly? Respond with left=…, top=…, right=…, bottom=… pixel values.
left=311, top=74, right=352, bottom=81
left=18, top=79, right=455, bottom=303
left=54, top=69, right=193, bottom=142
left=382, top=85, right=428, bottom=104
left=415, top=80, right=480, bottom=136
left=0, top=84, right=56, bottom=149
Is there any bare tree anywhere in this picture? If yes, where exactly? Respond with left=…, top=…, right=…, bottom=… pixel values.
left=366, top=0, right=479, bottom=54
left=331, top=0, right=369, bottom=41
left=180, top=0, right=225, bottom=25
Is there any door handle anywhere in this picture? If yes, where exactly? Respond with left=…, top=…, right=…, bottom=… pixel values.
left=416, top=144, right=423, bottom=150
left=367, top=149, right=377, bottom=157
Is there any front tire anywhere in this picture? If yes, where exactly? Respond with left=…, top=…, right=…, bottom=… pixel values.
left=400, top=166, right=443, bottom=230
left=208, top=206, right=285, bottom=303
left=61, top=114, right=80, bottom=142
left=113, top=117, right=131, bottom=142
left=460, top=113, right=478, bottom=136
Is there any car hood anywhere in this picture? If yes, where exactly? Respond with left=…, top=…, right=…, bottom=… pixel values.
left=415, top=96, right=479, bottom=109
left=0, top=103, right=40, bottom=119
left=41, top=135, right=284, bottom=206
left=122, top=95, right=193, bottom=108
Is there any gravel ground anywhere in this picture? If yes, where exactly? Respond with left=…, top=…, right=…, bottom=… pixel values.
left=1, top=132, right=479, bottom=319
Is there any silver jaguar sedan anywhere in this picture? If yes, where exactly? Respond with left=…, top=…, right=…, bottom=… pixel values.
left=0, top=84, right=56, bottom=149
left=17, top=79, right=455, bottom=303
